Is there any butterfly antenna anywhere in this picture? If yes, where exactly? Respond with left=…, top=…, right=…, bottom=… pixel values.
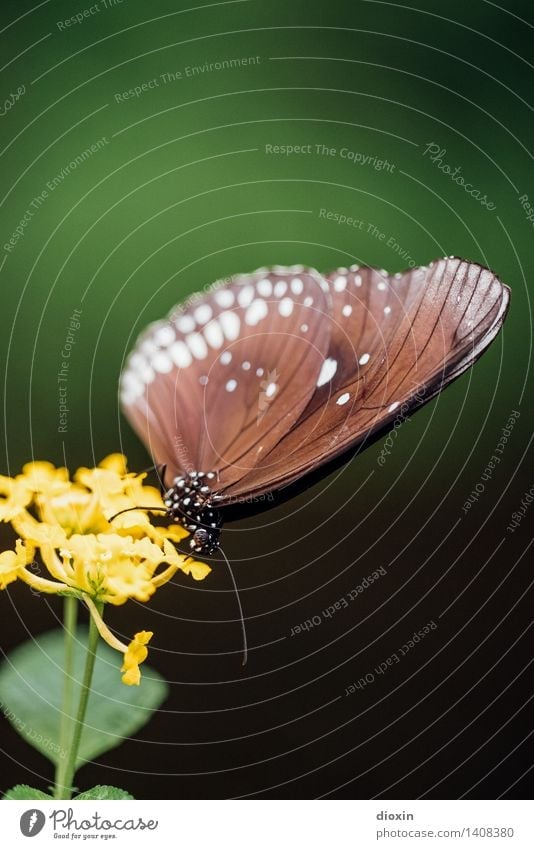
left=155, top=464, right=167, bottom=492
left=107, top=505, right=168, bottom=522
left=218, top=546, right=248, bottom=667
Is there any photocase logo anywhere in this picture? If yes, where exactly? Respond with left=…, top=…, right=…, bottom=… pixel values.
left=20, top=809, right=46, bottom=837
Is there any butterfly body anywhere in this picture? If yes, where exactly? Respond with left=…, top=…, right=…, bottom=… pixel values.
left=164, top=471, right=223, bottom=554
left=121, top=259, right=510, bottom=554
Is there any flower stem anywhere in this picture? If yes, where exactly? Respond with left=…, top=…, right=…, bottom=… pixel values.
left=54, top=596, right=78, bottom=799
left=57, top=602, right=102, bottom=800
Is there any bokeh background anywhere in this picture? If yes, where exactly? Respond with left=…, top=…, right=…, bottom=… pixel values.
left=0, top=0, right=532, bottom=799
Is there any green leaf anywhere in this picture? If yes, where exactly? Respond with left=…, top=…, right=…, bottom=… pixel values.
left=74, top=785, right=134, bottom=800
left=3, top=784, right=53, bottom=800
left=0, top=628, right=168, bottom=769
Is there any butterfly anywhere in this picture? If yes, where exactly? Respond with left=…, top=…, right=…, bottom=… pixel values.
left=120, top=257, right=510, bottom=555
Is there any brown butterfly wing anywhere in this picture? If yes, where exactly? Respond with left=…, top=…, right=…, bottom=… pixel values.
left=120, top=268, right=332, bottom=488
left=217, top=258, right=510, bottom=502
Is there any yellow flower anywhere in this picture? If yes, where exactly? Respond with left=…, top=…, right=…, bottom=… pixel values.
left=2, top=453, right=172, bottom=541
left=40, top=532, right=205, bottom=605
left=0, top=540, right=34, bottom=589
left=121, top=631, right=153, bottom=686
left=0, top=453, right=211, bottom=686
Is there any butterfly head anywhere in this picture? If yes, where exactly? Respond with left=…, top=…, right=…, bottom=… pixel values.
left=164, top=471, right=223, bottom=556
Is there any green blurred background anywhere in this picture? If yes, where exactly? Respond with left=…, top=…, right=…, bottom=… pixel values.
left=0, top=0, right=532, bottom=800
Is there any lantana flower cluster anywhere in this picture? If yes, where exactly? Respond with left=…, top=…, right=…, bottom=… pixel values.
left=0, top=454, right=210, bottom=685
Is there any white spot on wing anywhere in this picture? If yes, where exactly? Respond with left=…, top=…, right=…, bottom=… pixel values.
left=279, top=297, right=294, bottom=317
left=226, top=379, right=237, bottom=392
left=153, top=325, right=175, bottom=346
left=141, top=339, right=158, bottom=356
left=121, top=388, right=141, bottom=404
left=237, top=285, right=255, bottom=307
left=359, top=353, right=370, bottom=365
left=186, top=332, right=208, bottom=359
left=245, top=299, right=268, bottom=326
left=121, top=374, right=143, bottom=401
left=122, top=372, right=140, bottom=391
left=220, top=351, right=232, bottom=365
left=219, top=311, right=240, bottom=340
left=342, top=304, right=352, bottom=317
left=194, top=304, right=212, bottom=324
left=336, top=392, right=350, bottom=405
left=388, top=401, right=400, bottom=412
left=139, top=364, right=155, bottom=384
left=383, top=306, right=391, bottom=315
left=274, top=280, right=287, bottom=297
left=265, top=382, right=277, bottom=398
left=203, top=319, right=224, bottom=348
left=333, top=275, right=347, bottom=292
left=151, top=351, right=173, bottom=373
left=169, top=341, right=192, bottom=368
left=130, top=353, right=145, bottom=370
left=176, top=314, right=195, bottom=333
left=257, top=278, right=272, bottom=296
left=215, top=289, right=235, bottom=308
left=317, top=357, right=338, bottom=387
left=290, top=277, right=303, bottom=295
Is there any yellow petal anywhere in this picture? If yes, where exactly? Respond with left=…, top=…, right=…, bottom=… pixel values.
left=125, top=482, right=164, bottom=505
left=0, top=478, right=32, bottom=521
left=121, top=666, right=141, bottom=686
left=21, top=462, right=69, bottom=495
left=158, top=540, right=211, bottom=582
left=15, top=517, right=69, bottom=548
left=38, top=489, right=108, bottom=536
left=110, top=510, right=151, bottom=532
left=15, top=538, right=35, bottom=563
left=120, top=630, right=153, bottom=686
left=99, top=454, right=128, bottom=475
left=186, top=559, right=212, bottom=581
left=0, top=549, right=21, bottom=589
left=0, top=475, right=16, bottom=496
left=0, top=540, right=46, bottom=591
left=160, top=524, right=189, bottom=543
left=18, top=568, right=70, bottom=595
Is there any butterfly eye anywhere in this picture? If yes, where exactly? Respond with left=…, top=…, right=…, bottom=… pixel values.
left=120, top=260, right=510, bottom=554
